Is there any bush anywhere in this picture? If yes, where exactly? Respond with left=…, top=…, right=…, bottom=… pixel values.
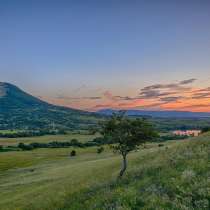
left=70, top=150, right=76, bottom=156
left=18, top=143, right=34, bottom=151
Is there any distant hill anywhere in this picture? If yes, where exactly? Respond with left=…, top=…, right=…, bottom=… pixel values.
left=98, top=109, right=210, bottom=118
left=0, top=82, right=100, bottom=130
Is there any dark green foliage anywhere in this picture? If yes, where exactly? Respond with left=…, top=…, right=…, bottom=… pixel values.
left=201, top=127, right=210, bottom=133
left=70, top=139, right=80, bottom=146
left=102, top=112, right=158, bottom=154
left=0, top=129, right=67, bottom=138
left=158, top=134, right=188, bottom=141
left=16, top=138, right=107, bottom=152
left=101, top=112, right=158, bottom=177
left=18, top=143, right=34, bottom=151
left=70, top=150, right=76, bottom=156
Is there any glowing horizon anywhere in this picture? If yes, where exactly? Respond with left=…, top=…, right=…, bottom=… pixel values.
left=39, top=78, right=210, bottom=112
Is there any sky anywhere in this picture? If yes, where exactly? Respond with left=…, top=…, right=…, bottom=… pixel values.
left=0, top=0, right=210, bottom=112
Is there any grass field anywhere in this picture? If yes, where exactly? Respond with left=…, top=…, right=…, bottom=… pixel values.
left=0, top=134, right=209, bottom=210
left=0, top=133, right=98, bottom=146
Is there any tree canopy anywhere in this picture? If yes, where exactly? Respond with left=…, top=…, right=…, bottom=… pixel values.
left=101, top=112, right=158, bottom=178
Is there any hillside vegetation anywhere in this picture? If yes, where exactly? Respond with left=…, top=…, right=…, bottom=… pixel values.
left=0, top=133, right=209, bottom=210
left=0, top=82, right=101, bottom=131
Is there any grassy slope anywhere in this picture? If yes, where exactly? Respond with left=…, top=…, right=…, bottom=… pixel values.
left=0, top=133, right=98, bottom=146
left=0, top=134, right=209, bottom=210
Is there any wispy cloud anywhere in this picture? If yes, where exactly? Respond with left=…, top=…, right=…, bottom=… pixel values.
left=179, top=104, right=210, bottom=109
left=114, top=96, right=139, bottom=101
left=139, top=90, right=177, bottom=99
left=46, top=78, right=210, bottom=112
left=191, top=87, right=210, bottom=99
left=140, top=79, right=196, bottom=93
left=105, top=78, right=210, bottom=111
left=179, top=79, right=197, bottom=85
left=160, top=96, right=184, bottom=102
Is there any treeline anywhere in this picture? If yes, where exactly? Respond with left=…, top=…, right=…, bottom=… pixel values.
left=158, top=134, right=189, bottom=141
left=18, top=134, right=182, bottom=151
left=0, top=129, right=67, bottom=138
left=0, top=133, right=192, bottom=153
left=151, top=117, right=210, bottom=132
left=201, top=127, right=210, bottom=133
left=17, top=137, right=106, bottom=151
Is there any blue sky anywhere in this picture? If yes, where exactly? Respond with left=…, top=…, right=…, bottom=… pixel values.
left=1, top=1, right=210, bottom=111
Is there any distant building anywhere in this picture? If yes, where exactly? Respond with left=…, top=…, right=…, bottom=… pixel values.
left=172, top=130, right=201, bottom=137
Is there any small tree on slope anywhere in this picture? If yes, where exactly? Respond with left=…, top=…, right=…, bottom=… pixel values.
left=101, top=112, right=158, bottom=178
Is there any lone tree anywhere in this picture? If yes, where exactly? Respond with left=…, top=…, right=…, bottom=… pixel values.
left=101, top=112, right=158, bottom=178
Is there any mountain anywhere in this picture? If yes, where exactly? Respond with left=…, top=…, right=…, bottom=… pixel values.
left=0, top=82, right=100, bottom=130
left=98, top=109, right=210, bottom=118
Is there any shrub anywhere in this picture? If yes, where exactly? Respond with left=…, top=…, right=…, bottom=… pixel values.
left=70, top=150, right=76, bottom=156
left=18, top=143, right=34, bottom=151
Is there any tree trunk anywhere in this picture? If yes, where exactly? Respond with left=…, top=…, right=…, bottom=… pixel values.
left=118, top=154, right=127, bottom=178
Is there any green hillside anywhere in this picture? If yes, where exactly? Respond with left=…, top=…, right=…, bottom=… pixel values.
left=0, top=82, right=101, bottom=131
left=0, top=133, right=209, bottom=210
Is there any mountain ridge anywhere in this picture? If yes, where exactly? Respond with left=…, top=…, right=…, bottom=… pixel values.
left=98, top=109, right=210, bottom=118
left=0, top=82, right=100, bottom=130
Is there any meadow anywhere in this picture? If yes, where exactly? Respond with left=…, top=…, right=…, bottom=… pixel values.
left=0, top=133, right=209, bottom=210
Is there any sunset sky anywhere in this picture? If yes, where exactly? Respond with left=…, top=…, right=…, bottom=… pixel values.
left=1, top=1, right=210, bottom=112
